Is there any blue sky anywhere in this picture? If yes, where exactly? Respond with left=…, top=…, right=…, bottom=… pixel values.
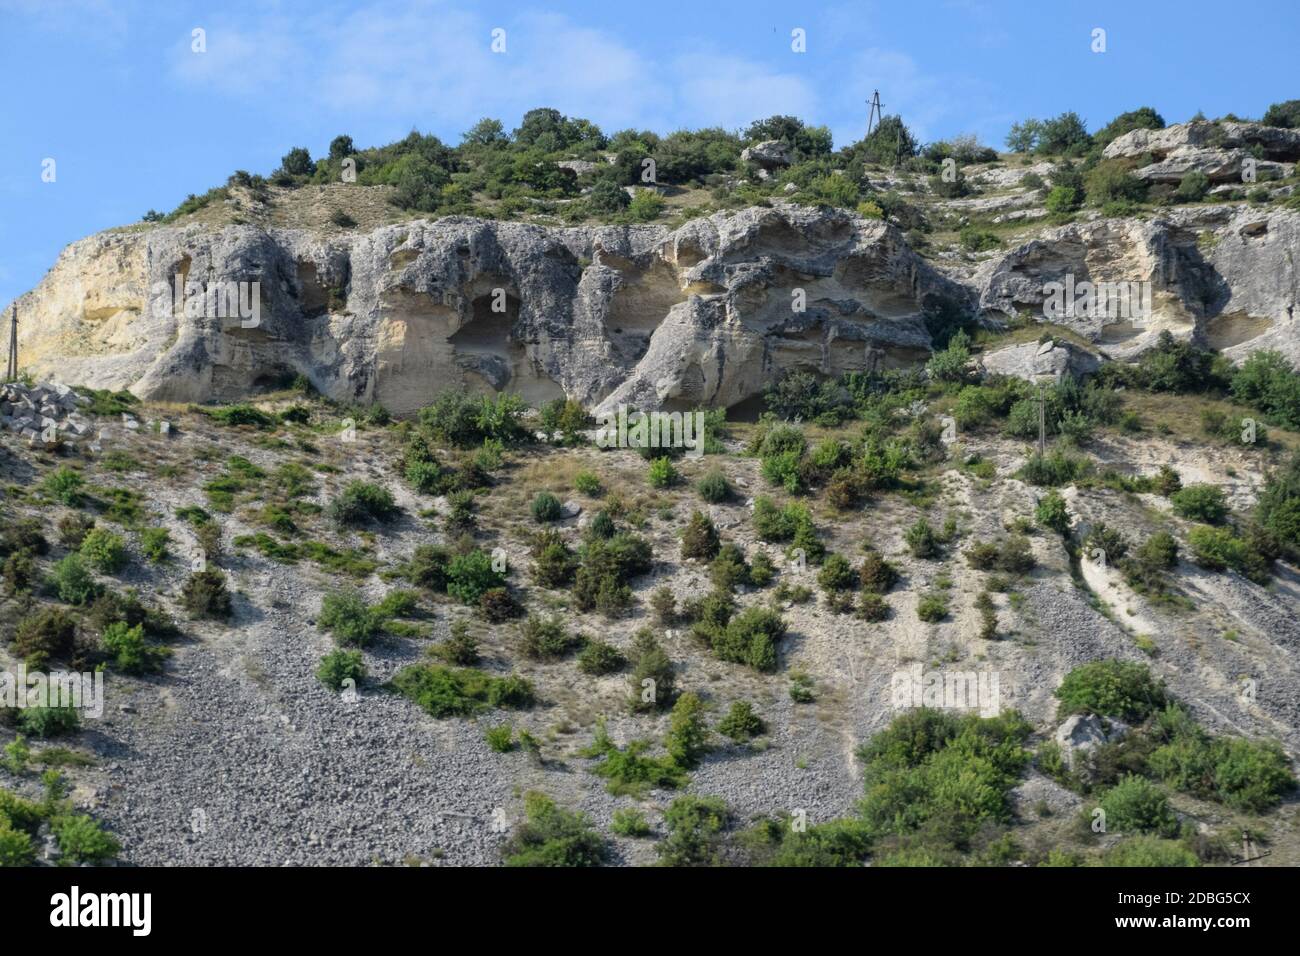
left=2, top=0, right=1297, bottom=307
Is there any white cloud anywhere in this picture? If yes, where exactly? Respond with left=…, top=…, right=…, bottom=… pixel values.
left=167, top=1, right=821, bottom=139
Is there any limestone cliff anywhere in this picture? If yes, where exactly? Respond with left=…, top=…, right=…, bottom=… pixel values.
left=9, top=200, right=1300, bottom=412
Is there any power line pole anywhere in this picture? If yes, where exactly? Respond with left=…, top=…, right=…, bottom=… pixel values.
left=5, top=304, right=16, bottom=382
left=866, top=90, right=884, bottom=139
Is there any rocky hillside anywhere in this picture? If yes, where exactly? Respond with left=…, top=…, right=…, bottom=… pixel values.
left=3, top=111, right=1300, bottom=869
left=7, top=118, right=1300, bottom=418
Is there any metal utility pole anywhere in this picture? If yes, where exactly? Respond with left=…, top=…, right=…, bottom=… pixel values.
left=866, top=90, right=884, bottom=139
left=5, top=304, right=16, bottom=382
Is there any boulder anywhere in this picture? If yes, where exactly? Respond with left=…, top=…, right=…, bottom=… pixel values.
left=980, top=338, right=1102, bottom=382
left=1053, top=713, right=1129, bottom=769
left=740, top=140, right=793, bottom=169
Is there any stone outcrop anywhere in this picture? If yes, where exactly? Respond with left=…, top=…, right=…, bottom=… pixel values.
left=1104, top=120, right=1300, bottom=162
left=974, top=207, right=1300, bottom=364
left=8, top=204, right=970, bottom=416
left=739, top=140, right=793, bottom=169
left=8, top=182, right=1300, bottom=412
left=1104, top=120, right=1300, bottom=185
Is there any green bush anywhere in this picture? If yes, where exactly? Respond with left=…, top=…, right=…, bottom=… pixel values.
left=180, top=568, right=233, bottom=619
left=405, top=458, right=452, bottom=495
left=42, top=468, right=85, bottom=506
left=958, top=226, right=1000, bottom=252
left=647, top=456, right=678, bottom=488
left=748, top=551, right=775, bottom=587
left=681, top=510, right=720, bottom=560
left=529, top=530, right=577, bottom=588
left=0, top=820, right=34, bottom=866
left=717, top=700, right=765, bottom=742
left=664, top=692, right=710, bottom=768
left=531, top=491, right=563, bottom=523
left=447, top=550, right=506, bottom=605
left=316, top=649, right=366, bottom=690
left=208, top=403, right=276, bottom=428
left=574, top=471, right=602, bottom=496
left=1154, top=465, right=1182, bottom=497
left=905, top=518, right=939, bottom=559
left=709, top=544, right=750, bottom=591
left=1210, top=737, right=1296, bottom=812
left=582, top=721, right=687, bottom=796
left=14, top=607, right=77, bottom=668
left=752, top=496, right=801, bottom=542
left=398, top=544, right=447, bottom=592
left=485, top=724, right=515, bottom=753
left=391, top=663, right=534, bottom=717
left=1171, top=484, right=1228, bottom=524
left=1017, top=450, right=1089, bottom=486
left=857, top=709, right=1030, bottom=847
left=329, top=481, right=397, bottom=526
left=697, top=469, right=731, bottom=503
left=501, top=792, right=608, bottom=866
left=628, top=630, right=675, bottom=712
left=576, top=639, right=625, bottom=675
left=138, top=526, right=171, bottom=563
left=1035, top=491, right=1071, bottom=534
left=519, top=614, right=579, bottom=660
left=79, top=528, right=127, bottom=574
left=1231, top=350, right=1300, bottom=430
left=101, top=621, right=160, bottom=674
left=1256, top=454, right=1300, bottom=555
left=1146, top=723, right=1295, bottom=813
left=858, top=591, right=889, bottom=622
left=49, top=554, right=99, bottom=606
left=318, top=591, right=383, bottom=647
left=741, top=815, right=872, bottom=867
left=417, top=391, right=526, bottom=448
left=1187, top=525, right=1267, bottom=580
left=1044, top=184, right=1082, bottom=213
left=17, top=705, right=81, bottom=738
left=610, top=808, right=652, bottom=837
left=1175, top=170, right=1210, bottom=202
left=817, top=553, right=857, bottom=593
left=916, top=592, right=948, bottom=623
left=431, top=619, right=478, bottom=666
left=52, top=813, right=121, bottom=864
left=712, top=606, right=787, bottom=672
left=1097, top=774, right=1180, bottom=837
left=1085, top=161, right=1147, bottom=207
left=1054, top=660, right=1167, bottom=721
left=859, top=551, right=900, bottom=594
left=657, top=795, right=729, bottom=867
left=966, top=535, right=1035, bottom=574
left=1122, top=532, right=1180, bottom=594
left=1103, top=836, right=1198, bottom=867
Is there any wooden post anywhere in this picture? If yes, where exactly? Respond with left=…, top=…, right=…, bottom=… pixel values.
left=1037, top=383, right=1046, bottom=455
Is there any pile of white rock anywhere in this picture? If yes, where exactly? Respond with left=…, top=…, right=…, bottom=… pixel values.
left=0, top=380, right=94, bottom=446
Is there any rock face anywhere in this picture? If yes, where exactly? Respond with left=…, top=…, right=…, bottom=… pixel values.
left=1104, top=120, right=1300, bottom=185
left=8, top=196, right=1300, bottom=412
left=975, top=207, right=1300, bottom=364
left=10, top=204, right=969, bottom=415
left=1104, top=120, right=1300, bottom=162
